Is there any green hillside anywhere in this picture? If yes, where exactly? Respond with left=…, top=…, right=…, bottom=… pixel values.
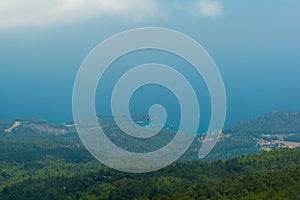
left=201, top=111, right=300, bottom=160
left=1, top=148, right=300, bottom=200
left=225, top=111, right=300, bottom=136
left=0, top=111, right=300, bottom=199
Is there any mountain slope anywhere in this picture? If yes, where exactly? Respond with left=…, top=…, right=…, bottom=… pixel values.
left=1, top=111, right=300, bottom=161
left=191, top=111, right=300, bottom=160
left=1, top=148, right=299, bottom=200
left=225, top=111, right=300, bottom=136
left=0, top=111, right=300, bottom=199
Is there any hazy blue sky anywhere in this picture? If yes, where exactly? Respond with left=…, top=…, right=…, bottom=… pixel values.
left=1, top=0, right=299, bottom=128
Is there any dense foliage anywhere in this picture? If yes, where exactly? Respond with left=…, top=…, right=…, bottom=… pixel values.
left=225, top=111, right=300, bottom=136
left=1, top=148, right=300, bottom=200
left=1, top=111, right=300, bottom=199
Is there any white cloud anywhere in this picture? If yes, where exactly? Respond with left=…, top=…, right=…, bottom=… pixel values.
left=0, top=0, right=223, bottom=29
left=198, top=0, right=222, bottom=18
left=0, top=0, right=162, bottom=28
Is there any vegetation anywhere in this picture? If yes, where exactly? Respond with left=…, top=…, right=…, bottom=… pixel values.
left=0, top=111, right=300, bottom=199
left=0, top=149, right=299, bottom=199
left=225, top=111, right=300, bottom=136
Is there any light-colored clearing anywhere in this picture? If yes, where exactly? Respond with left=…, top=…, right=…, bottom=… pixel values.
left=4, top=121, right=21, bottom=133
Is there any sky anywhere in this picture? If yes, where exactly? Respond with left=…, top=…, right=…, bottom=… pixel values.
left=0, top=0, right=300, bottom=129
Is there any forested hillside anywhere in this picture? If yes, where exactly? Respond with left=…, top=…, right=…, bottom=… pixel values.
left=1, top=149, right=300, bottom=199
left=0, top=111, right=300, bottom=199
